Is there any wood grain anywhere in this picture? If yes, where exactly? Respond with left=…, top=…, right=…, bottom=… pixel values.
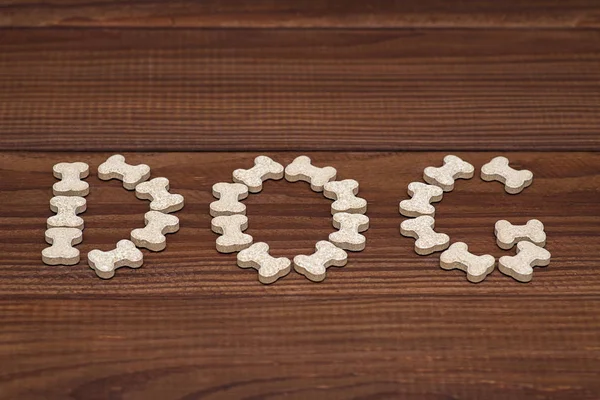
left=1, top=29, right=599, bottom=151
left=1, top=151, right=599, bottom=398
left=1, top=0, right=600, bottom=28
left=1, top=297, right=599, bottom=400
left=2, top=151, right=598, bottom=296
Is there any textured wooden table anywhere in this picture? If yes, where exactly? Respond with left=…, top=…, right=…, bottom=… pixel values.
left=1, top=2, right=600, bottom=399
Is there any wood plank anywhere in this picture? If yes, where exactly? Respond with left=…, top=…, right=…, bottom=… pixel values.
left=1, top=0, right=600, bottom=28
left=1, top=151, right=598, bottom=297
left=1, top=151, right=599, bottom=398
left=1, top=297, right=599, bottom=399
left=0, top=29, right=599, bottom=151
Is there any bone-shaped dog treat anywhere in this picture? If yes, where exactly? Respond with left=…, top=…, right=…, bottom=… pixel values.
left=210, top=182, right=248, bottom=217
left=481, top=156, right=533, bottom=194
left=98, top=154, right=151, bottom=190
left=423, top=155, right=474, bottom=192
left=211, top=214, right=253, bottom=253
left=47, top=196, right=87, bottom=229
left=329, top=213, right=370, bottom=251
left=52, top=162, right=89, bottom=196
left=285, top=155, right=337, bottom=192
left=237, top=242, right=292, bottom=284
left=293, top=240, right=348, bottom=282
left=42, top=227, right=83, bottom=265
left=499, top=241, right=551, bottom=283
left=88, top=239, right=144, bottom=279
left=323, top=179, right=367, bottom=214
left=495, top=219, right=546, bottom=250
left=131, top=211, right=180, bottom=252
left=440, top=242, right=495, bottom=283
left=135, top=177, right=184, bottom=213
left=232, top=156, right=284, bottom=193
left=399, top=182, right=444, bottom=217
left=400, top=215, right=450, bottom=255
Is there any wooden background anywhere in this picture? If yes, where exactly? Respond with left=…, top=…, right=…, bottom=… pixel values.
left=1, top=1, right=599, bottom=399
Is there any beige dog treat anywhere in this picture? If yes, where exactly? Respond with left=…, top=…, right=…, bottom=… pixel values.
left=52, top=162, right=89, bottom=196
left=237, top=242, right=292, bottom=284
left=131, top=211, right=180, bottom=252
left=293, top=240, right=348, bottom=282
left=211, top=214, right=253, bottom=253
left=481, top=156, right=533, bottom=194
left=423, top=155, right=474, bottom=192
left=88, top=239, right=144, bottom=279
left=232, top=155, right=284, bottom=193
left=329, top=213, right=369, bottom=251
left=210, top=182, right=248, bottom=217
left=285, top=155, right=337, bottom=192
left=499, top=241, right=551, bottom=283
left=323, top=179, right=367, bottom=214
left=399, top=182, right=444, bottom=217
left=47, top=196, right=86, bottom=229
left=495, top=219, right=546, bottom=250
left=42, top=227, right=83, bottom=266
left=135, top=177, right=184, bottom=213
left=440, top=242, right=495, bottom=283
left=400, top=216, right=450, bottom=255
left=98, top=154, right=151, bottom=190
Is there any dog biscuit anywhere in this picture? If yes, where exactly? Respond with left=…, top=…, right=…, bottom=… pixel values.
left=47, top=196, right=86, bottom=229
left=131, top=211, right=180, bottom=252
left=285, top=155, right=337, bottom=192
left=481, top=156, right=533, bottom=194
left=495, top=219, right=546, bottom=250
left=52, top=162, right=90, bottom=196
left=210, top=182, right=248, bottom=217
left=499, top=241, right=551, bottom=283
left=440, top=242, right=495, bottom=283
left=211, top=214, right=253, bottom=253
left=233, top=156, right=284, bottom=193
left=400, top=216, right=450, bottom=255
left=135, top=177, right=184, bottom=213
left=423, top=155, right=474, bottom=192
left=237, top=242, right=292, bottom=284
left=329, top=213, right=369, bottom=251
left=42, top=227, right=83, bottom=265
left=88, top=239, right=144, bottom=279
left=98, top=154, right=151, bottom=190
left=293, top=240, right=348, bottom=282
left=399, top=182, right=443, bottom=217
left=323, top=179, right=367, bottom=214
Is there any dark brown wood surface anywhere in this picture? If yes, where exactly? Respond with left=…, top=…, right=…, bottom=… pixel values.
left=1, top=2, right=600, bottom=399
left=0, top=152, right=599, bottom=399
left=2, top=0, right=600, bottom=28
left=1, top=28, right=599, bottom=151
